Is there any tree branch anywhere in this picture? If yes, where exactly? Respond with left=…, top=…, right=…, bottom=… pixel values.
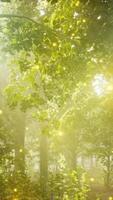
left=0, top=14, right=75, bottom=44
left=0, top=14, right=39, bottom=26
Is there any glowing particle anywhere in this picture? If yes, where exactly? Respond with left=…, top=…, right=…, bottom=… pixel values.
left=25, top=127, right=29, bottom=131
left=90, top=177, right=95, bottom=182
left=99, top=59, right=103, bottom=63
left=97, top=15, right=101, bottom=20
left=76, top=1, right=80, bottom=7
left=83, top=19, right=86, bottom=23
left=90, top=178, right=95, bottom=182
left=58, top=131, right=63, bottom=136
left=19, top=149, right=23, bottom=153
left=71, top=44, right=76, bottom=48
left=14, top=188, right=17, bottom=192
left=0, top=110, right=3, bottom=115
left=109, top=197, right=113, bottom=200
left=53, top=43, right=57, bottom=47
left=71, top=33, right=75, bottom=37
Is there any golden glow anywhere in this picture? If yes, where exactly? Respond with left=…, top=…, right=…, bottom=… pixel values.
left=71, top=33, right=75, bottom=37
left=14, top=188, right=17, bottom=192
left=106, top=85, right=113, bottom=92
left=0, top=110, right=3, bottom=115
left=19, top=149, right=23, bottom=153
left=58, top=131, right=63, bottom=136
left=32, top=65, right=39, bottom=70
left=25, top=127, right=29, bottom=131
left=109, top=197, right=113, bottom=200
left=76, top=1, right=80, bottom=7
left=97, top=15, right=101, bottom=20
left=53, top=43, right=57, bottom=47
left=83, top=19, right=86, bottom=23
left=90, top=177, right=95, bottom=182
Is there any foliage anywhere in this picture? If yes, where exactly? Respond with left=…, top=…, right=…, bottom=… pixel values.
left=1, top=0, right=113, bottom=199
left=48, top=167, right=89, bottom=200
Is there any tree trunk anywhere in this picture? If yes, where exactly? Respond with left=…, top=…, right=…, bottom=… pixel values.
left=14, top=111, right=26, bottom=174
left=105, top=154, right=111, bottom=188
left=64, top=149, right=77, bottom=170
left=40, top=132, right=48, bottom=199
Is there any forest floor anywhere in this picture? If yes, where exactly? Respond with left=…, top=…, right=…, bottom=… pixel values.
left=88, top=185, right=113, bottom=200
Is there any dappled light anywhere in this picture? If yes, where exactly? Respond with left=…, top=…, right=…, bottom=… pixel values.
left=0, top=0, right=113, bottom=200
left=92, top=74, right=107, bottom=96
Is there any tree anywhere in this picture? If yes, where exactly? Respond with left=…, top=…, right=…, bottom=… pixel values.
left=1, top=0, right=113, bottom=198
left=0, top=1, right=89, bottom=198
left=77, top=80, right=113, bottom=188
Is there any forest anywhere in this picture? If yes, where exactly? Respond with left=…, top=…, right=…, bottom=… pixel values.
left=0, top=0, right=113, bottom=199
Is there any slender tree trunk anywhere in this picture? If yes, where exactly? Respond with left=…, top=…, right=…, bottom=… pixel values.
left=81, top=155, right=85, bottom=168
left=90, top=155, right=94, bottom=168
left=105, top=154, right=111, bottom=188
left=71, top=152, right=77, bottom=170
left=15, top=131, right=25, bottom=173
left=65, top=150, right=77, bottom=170
left=40, top=132, right=48, bottom=199
left=14, top=111, right=26, bottom=174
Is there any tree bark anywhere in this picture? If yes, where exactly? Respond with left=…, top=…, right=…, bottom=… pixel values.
left=105, top=154, right=111, bottom=188
left=40, top=132, right=48, bottom=199
left=14, top=110, right=26, bottom=174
